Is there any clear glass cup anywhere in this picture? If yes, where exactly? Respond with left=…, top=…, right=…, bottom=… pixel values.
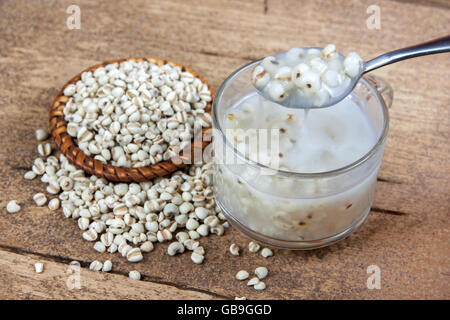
left=212, top=61, right=392, bottom=249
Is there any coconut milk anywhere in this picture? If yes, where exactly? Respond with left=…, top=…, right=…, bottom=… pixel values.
left=215, top=92, right=379, bottom=241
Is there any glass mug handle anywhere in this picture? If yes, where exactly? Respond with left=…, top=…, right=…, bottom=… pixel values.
left=365, top=75, right=394, bottom=108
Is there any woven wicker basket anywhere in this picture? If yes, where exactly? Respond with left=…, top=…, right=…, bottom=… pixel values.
left=49, top=58, right=214, bottom=182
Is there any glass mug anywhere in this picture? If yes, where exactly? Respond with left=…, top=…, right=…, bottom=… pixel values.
left=212, top=61, right=392, bottom=249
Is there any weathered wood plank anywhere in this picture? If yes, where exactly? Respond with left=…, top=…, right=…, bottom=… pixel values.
left=0, top=248, right=223, bottom=299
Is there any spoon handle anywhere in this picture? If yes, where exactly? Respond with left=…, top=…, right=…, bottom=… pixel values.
left=364, top=35, right=450, bottom=73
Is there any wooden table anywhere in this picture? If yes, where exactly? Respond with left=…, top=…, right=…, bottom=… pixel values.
left=0, top=0, right=448, bottom=300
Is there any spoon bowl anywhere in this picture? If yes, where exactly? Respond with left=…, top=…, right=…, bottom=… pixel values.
left=253, top=35, right=450, bottom=109
left=253, top=47, right=364, bottom=109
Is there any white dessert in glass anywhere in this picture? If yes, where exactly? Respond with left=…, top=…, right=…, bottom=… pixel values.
left=212, top=61, right=391, bottom=249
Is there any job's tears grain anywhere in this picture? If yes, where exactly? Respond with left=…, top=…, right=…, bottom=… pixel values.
left=62, top=60, right=212, bottom=168
left=6, top=200, right=20, bottom=213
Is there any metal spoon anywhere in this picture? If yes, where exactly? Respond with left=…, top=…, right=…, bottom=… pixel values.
left=254, top=35, right=450, bottom=109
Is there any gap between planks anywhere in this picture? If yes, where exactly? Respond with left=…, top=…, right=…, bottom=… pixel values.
left=389, top=0, right=450, bottom=9
left=0, top=247, right=228, bottom=300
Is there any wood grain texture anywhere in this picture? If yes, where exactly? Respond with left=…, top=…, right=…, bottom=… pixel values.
left=0, top=0, right=448, bottom=299
left=0, top=249, right=222, bottom=300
